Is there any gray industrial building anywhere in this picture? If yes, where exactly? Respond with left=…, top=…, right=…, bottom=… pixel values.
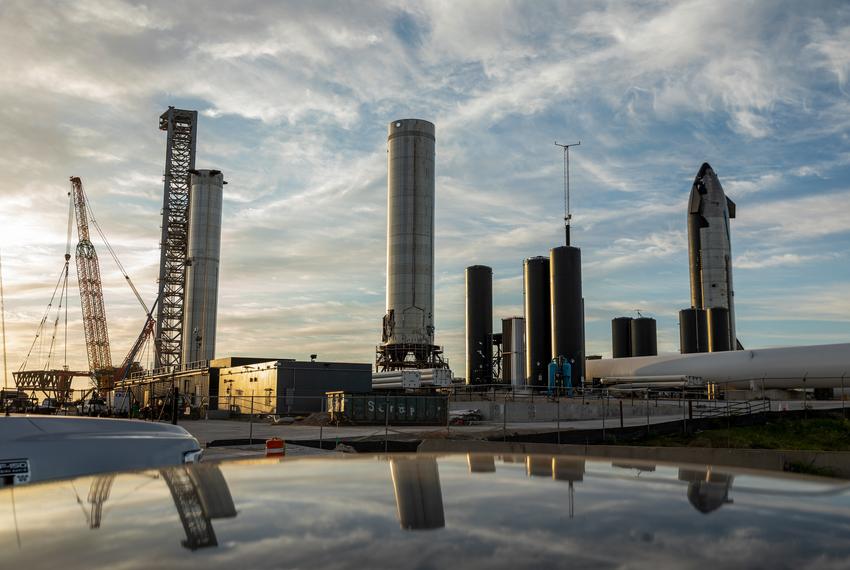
left=213, top=360, right=371, bottom=414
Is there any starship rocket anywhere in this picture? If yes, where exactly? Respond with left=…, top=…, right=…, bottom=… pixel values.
left=687, top=163, right=739, bottom=351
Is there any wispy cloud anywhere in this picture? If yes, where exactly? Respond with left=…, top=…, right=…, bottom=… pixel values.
left=0, top=0, right=848, bottom=375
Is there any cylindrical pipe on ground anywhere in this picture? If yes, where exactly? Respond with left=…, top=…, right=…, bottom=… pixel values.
left=630, top=317, right=657, bottom=357
left=182, top=169, right=224, bottom=365
left=611, top=317, right=633, bottom=358
left=524, top=256, right=550, bottom=387
left=465, top=265, right=493, bottom=385
left=550, top=246, right=584, bottom=387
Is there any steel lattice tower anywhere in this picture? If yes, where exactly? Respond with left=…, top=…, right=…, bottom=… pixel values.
left=155, top=107, right=197, bottom=371
left=71, top=176, right=112, bottom=378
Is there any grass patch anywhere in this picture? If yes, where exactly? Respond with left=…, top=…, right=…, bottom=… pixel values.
left=640, top=417, right=850, bottom=451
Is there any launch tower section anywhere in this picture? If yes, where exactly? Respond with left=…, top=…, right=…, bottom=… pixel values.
left=155, top=107, right=197, bottom=371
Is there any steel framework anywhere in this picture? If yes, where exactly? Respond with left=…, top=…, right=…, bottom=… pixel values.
left=155, top=107, right=197, bottom=371
left=12, top=369, right=88, bottom=404
left=375, top=342, right=447, bottom=372
left=71, top=177, right=112, bottom=386
left=161, top=467, right=217, bottom=550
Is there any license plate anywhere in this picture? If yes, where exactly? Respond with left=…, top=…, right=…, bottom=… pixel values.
left=0, top=459, right=31, bottom=485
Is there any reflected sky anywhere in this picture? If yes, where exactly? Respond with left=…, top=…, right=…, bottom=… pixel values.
left=2, top=454, right=850, bottom=569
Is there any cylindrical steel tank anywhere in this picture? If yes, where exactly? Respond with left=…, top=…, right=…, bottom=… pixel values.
left=550, top=246, right=584, bottom=387
left=679, top=308, right=708, bottom=354
left=524, top=256, right=550, bottom=387
left=630, top=317, right=657, bottom=357
left=611, top=317, right=633, bottom=358
left=465, top=265, right=492, bottom=385
left=501, top=317, right=525, bottom=386
left=182, top=169, right=224, bottom=365
left=390, top=457, right=445, bottom=530
left=383, top=119, right=436, bottom=348
left=707, top=307, right=731, bottom=352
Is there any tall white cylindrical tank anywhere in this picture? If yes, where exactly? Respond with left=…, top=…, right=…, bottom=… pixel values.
left=182, top=169, right=224, bottom=365
left=383, top=119, right=436, bottom=347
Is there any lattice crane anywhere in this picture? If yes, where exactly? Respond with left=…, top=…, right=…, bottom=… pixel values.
left=70, top=176, right=113, bottom=389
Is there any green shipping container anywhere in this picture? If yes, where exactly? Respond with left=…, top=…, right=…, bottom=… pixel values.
left=326, top=392, right=448, bottom=425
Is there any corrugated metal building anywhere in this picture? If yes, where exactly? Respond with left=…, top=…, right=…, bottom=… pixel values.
left=215, top=360, right=372, bottom=414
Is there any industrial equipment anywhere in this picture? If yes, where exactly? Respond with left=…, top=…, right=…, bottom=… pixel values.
left=465, top=265, right=492, bottom=385
left=687, top=163, right=740, bottom=351
left=182, top=169, right=224, bottom=365
left=501, top=317, right=525, bottom=386
left=377, top=119, right=447, bottom=372
left=155, top=107, right=198, bottom=371
left=550, top=245, right=584, bottom=387
left=70, top=176, right=113, bottom=389
left=523, top=256, right=550, bottom=386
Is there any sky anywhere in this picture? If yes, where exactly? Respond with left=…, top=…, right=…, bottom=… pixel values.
left=0, top=0, right=848, bottom=381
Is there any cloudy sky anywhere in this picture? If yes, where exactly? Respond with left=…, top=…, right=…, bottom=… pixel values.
left=1, top=0, right=849, bottom=380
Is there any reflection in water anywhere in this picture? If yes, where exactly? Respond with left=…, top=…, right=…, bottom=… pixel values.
left=612, top=462, right=657, bottom=473
left=467, top=454, right=496, bottom=473
left=678, top=467, right=734, bottom=514
left=160, top=464, right=237, bottom=550
left=553, top=458, right=585, bottom=483
left=390, top=457, right=445, bottom=530
left=526, top=456, right=552, bottom=478
left=86, top=474, right=116, bottom=529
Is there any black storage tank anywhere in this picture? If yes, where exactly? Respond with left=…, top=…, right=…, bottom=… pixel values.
left=550, top=246, right=584, bottom=387
left=611, top=317, right=633, bottom=358
left=465, top=265, right=493, bottom=385
left=630, top=317, right=658, bottom=357
left=523, top=256, right=551, bottom=387
left=707, top=307, right=731, bottom=352
left=679, top=308, right=708, bottom=354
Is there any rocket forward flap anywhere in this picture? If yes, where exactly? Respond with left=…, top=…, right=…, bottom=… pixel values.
left=726, top=197, right=736, bottom=219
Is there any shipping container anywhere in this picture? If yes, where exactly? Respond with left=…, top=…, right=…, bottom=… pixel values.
left=326, top=392, right=448, bottom=425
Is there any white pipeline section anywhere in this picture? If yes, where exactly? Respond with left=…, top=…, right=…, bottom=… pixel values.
left=586, top=343, right=850, bottom=389
left=372, top=368, right=453, bottom=390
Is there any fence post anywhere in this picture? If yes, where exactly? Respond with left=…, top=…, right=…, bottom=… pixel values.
left=842, top=373, right=846, bottom=420
left=556, top=396, right=561, bottom=445
left=320, top=397, right=325, bottom=450
left=502, top=396, right=507, bottom=442
left=249, top=394, right=254, bottom=443
left=384, top=394, right=389, bottom=454
left=602, top=392, right=606, bottom=443
left=619, top=400, right=624, bottom=429
left=645, top=393, right=650, bottom=435
left=171, top=386, right=179, bottom=426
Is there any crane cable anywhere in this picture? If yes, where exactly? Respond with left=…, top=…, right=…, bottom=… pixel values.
left=80, top=185, right=149, bottom=315
left=19, top=262, right=69, bottom=372
left=20, top=192, right=74, bottom=372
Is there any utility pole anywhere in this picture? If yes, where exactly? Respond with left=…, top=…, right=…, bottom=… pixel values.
left=555, top=141, right=580, bottom=246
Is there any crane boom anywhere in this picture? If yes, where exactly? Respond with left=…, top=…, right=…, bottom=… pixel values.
left=71, top=177, right=112, bottom=388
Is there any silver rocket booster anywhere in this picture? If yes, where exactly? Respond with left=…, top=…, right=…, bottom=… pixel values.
left=687, top=163, right=738, bottom=350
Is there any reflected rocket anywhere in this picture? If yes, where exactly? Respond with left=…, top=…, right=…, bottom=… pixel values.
left=687, top=163, right=739, bottom=350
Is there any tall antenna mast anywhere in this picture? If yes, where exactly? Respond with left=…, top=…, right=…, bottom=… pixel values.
left=1, top=250, right=8, bottom=390
left=554, top=141, right=580, bottom=246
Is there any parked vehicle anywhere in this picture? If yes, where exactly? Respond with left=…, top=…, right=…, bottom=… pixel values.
left=0, top=416, right=202, bottom=487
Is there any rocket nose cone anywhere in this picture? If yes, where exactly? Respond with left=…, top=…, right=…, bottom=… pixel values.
left=697, top=162, right=713, bottom=178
